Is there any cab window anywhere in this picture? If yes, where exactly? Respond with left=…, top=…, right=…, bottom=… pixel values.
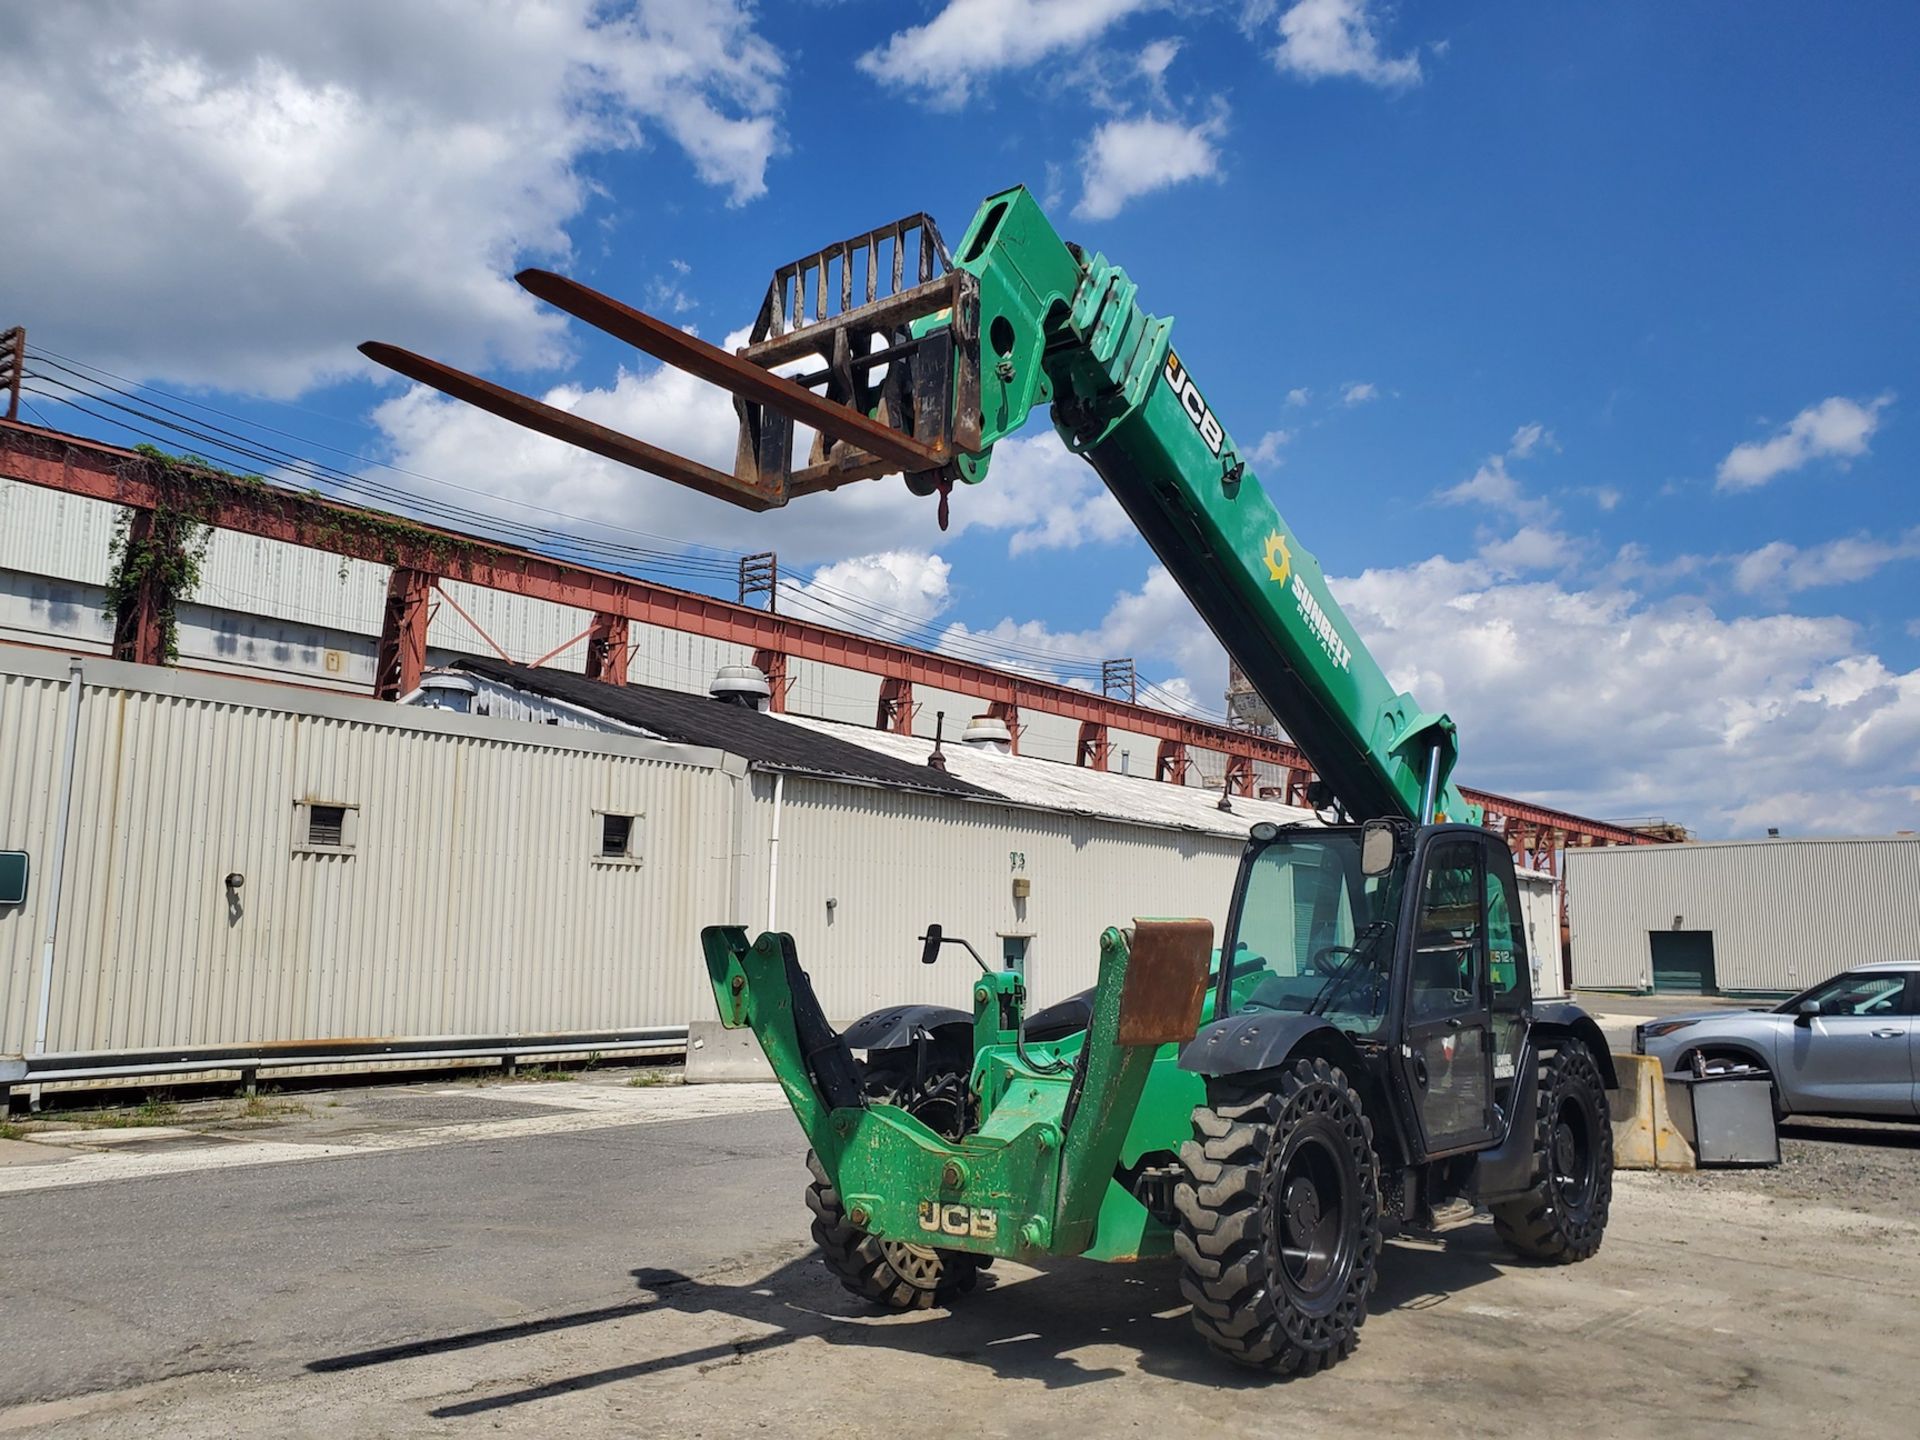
left=1224, top=833, right=1402, bottom=1039
left=1409, top=841, right=1483, bottom=1021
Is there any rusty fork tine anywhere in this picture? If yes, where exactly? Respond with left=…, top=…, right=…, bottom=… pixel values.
left=515, top=268, right=947, bottom=472
left=357, top=342, right=781, bottom=511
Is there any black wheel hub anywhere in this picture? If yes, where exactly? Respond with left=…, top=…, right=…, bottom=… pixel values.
left=1271, top=1125, right=1355, bottom=1309
left=1550, top=1096, right=1596, bottom=1213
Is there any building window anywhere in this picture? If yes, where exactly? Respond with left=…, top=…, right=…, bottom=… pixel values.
left=293, top=801, right=358, bottom=855
left=596, top=811, right=643, bottom=865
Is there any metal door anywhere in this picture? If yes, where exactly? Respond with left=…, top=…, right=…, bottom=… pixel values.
left=1395, top=836, right=1496, bottom=1156
left=1649, top=931, right=1717, bottom=994
left=1777, top=970, right=1913, bottom=1117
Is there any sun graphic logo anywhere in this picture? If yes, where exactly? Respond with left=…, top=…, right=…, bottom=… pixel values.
left=1262, top=531, right=1292, bottom=586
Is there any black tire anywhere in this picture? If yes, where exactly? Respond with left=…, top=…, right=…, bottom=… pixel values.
left=802, top=1052, right=983, bottom=1311
left=1491, top=1040, right=1613, bottom=1263
left=1173, top=1057, right=1381, bottom=1375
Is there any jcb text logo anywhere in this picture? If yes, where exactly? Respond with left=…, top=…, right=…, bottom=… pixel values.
left=1163, top=351, right=1224, bottom=457
left=918, top=1201, right=998, bottom=1240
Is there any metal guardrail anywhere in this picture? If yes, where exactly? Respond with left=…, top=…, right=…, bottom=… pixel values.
left=0, top=1027, right=688, bottom=1107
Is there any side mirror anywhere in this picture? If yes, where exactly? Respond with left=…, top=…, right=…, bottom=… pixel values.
left=1361, top=820, right=1396, bottom=877
left=1795, top=998, right=1820, bottom=1026
left=919, top=924, right=943, bottom=965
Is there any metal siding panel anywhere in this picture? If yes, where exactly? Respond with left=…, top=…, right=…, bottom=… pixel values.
left=0, top=668, right=69, bottom=1052
left=1567, top=840, right=1920, bottom=993
left=4, top=649, right=729, bottom=1056
left=766, top=776, right=1249, bottom=1023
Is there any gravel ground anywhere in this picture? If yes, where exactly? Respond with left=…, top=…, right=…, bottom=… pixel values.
left=1641, top=1114, right=1920, bottom=1221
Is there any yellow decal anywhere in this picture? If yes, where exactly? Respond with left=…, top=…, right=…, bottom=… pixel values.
left=1263, top=531, right=1292, bottom=586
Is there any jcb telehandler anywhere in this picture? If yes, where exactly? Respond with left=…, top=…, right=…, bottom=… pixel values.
left=365, top=186, right=1617, bottom=1375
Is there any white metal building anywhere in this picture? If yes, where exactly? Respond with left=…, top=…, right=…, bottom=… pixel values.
left=1565, top=836, right=1920, bottom=995
left=1, top=642, right=1565, bottom=1090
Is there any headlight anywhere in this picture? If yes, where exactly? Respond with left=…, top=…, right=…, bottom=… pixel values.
left=1639, top=1019, right=1700, bottom=1039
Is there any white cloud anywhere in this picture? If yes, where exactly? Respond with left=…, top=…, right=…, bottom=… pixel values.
left=1590, top=486, right=1622, bottom=512
left=783, top=550, right=954, bottom=632
left=857, top=0, right=1157, bottom=106
left=941, top=564, right=1227, bottom=708
left=1730, top=530, right=1920, bottom=596
left=1436, top=424, right=1559, bottom=523
left=1248, top=429, right=1293, bottom=467
left=0, top=1, right=783, bottom=395
left=1285, top=387, right=1312, bottom=407
left=1437, top=455, right=1555, bottom=523
left=1477, top=526, right=1578, bottom=576
left=1341, top=381, right=1379, bottom=406
left=1716, top=393, right=1893, bottom=492
left=1507, top=422, right=1555, bottom=459
left=1332, top=557, right=1920, bottom=835
left=1075, top=107, right=1228, bottom=220
left=365, top=358, right=1134, bottom=567
left=1255, top=0, right=1423, bottom=88
left=952, top=433, right=1136, bottom=556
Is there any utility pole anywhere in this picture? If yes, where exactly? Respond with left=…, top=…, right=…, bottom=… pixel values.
left=1, top=327, right=23, bottom=422
left=1100, top=657, right=1136, bottom=704
left=738, top=551, right=778, bottom=612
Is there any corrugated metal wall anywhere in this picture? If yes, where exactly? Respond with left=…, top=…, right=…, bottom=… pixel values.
left=751, top=774, right=1243, bottom=1022
left=750, top=772, right=1566, bottom=1017
left=1565, top=839, right=1920, bottom=993
left=1, top=639, right=1572, bottom=1063
left=0, top=648, right=736, bottom=1056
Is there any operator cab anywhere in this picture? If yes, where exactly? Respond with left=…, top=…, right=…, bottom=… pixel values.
left=1218, top=820, right=1534, bottom=1160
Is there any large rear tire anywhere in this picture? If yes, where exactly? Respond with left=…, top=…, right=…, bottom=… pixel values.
left=1491, top=1040, right=1613, bottom=1263
left=803, top=1052, right=984, bottom=1311
left=1173, top=1057, right=1381, bottom=1375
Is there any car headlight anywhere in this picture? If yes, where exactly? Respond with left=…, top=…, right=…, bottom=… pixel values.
left=1639, top=1019, right=1700, bottom=1039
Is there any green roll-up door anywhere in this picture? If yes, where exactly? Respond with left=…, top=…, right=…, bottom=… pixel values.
left=1649, top=930, right=1717, bottom=994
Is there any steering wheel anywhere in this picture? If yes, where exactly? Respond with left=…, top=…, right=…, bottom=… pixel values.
left=1309, top=944, right=1359, bottom=976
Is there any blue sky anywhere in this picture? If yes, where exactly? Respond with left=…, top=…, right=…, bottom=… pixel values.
left=3, top=2, right=1915, bottom=836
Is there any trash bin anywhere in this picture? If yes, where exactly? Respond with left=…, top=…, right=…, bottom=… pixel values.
left=1663, top=1073, right=1779, bottom=1166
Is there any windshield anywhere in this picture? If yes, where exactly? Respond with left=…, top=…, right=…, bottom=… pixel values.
left=1220, top=832, right=1405, bottom=1039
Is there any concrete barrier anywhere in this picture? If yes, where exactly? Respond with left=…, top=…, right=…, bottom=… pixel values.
left=1609, top=1052, right=1696, bottom=1170
left=684, top=1020, right=777, bottom=1084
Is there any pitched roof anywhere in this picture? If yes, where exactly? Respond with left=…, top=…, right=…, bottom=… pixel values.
left=454, top=657, right=995, bottom=799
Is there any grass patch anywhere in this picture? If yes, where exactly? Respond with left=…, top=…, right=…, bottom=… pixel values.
left=0, top=1122, right=24, bottom=1142
left=511, top=1066, right=577, bottom=1083
left=42, top=1096, right=181, bottom=1129
left=238, top=1096, right=311, bottom=1121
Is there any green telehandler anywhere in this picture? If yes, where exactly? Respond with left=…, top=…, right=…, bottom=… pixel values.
left=365, top=187, right=1618, bottom=1375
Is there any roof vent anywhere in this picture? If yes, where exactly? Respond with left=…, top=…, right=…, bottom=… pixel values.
left=709, top=664, right=772, bottom=710
left=415, top=672, right=477, bottom=713
left=961, top=714, right=1012, bottom=754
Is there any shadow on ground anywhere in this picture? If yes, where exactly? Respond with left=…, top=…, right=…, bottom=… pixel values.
left=307, top=1224, right=1516, bottom=1418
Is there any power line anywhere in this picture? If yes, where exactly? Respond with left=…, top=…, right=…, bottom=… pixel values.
left=18, top=340, right=1222, bottom=716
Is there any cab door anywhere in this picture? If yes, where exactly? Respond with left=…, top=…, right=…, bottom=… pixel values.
left=1393, top=833, right=1498, bottom=1158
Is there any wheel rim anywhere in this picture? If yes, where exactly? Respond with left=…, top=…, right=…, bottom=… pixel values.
left=1272, top=1126, right=1356, bottom=1311
left=1550, top=1094, right=1596, bottom=1215
left=880, top=1239, right=943, bottom=1290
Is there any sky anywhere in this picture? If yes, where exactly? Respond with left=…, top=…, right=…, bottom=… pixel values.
left=2, top=1, right=1916, bottom=838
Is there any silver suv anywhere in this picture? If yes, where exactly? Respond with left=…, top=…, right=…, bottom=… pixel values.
left=1633, top=962, right=1917, bottom=1119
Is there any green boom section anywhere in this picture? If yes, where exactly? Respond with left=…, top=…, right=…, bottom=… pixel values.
left=945, top=186, right=1476, bottom=826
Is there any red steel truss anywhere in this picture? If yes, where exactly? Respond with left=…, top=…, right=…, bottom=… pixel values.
left=1, top=419, right=1654, bottom=856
